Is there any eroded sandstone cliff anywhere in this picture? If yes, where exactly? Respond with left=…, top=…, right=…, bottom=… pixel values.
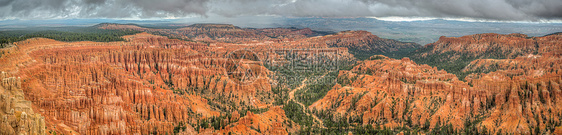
left=309, top=32, right=562, bottom=134
left=3, top=23, right=559, bottom=135
left=0, top=32, right=295, bottom=134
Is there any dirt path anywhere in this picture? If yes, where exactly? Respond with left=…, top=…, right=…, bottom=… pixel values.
left=288, top=73, right=329, bottom=129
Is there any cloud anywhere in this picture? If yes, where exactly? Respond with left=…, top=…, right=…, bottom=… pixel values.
left=0, top=0, right=210, bottom=19
left=0, top=0, right=560, bottom=21
left=359, top=0, right=537, bottom=20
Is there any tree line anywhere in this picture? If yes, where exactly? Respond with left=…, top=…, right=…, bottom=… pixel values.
left=0, top=27, right=140, bottom=48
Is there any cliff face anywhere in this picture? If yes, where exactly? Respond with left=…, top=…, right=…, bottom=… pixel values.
left=411, top=33, right=562, bottom=62
left=311, top=56, right=467, bottom=130
left=463, top=54, right=562, bottom=77
left=0, top=71, right=46, bottom=135
left=215, top=107, right=297, bottom=135
left=410, top=33, right=562, bottom=80
left=0, top=33, right=293, bottom=134
left=311, top=43, right=562, bottom=134
left=417, top=33, right=539, bottom=58
left=4, top=23, right=560, bottom=134
left=1, top=22, right=366, bottom=134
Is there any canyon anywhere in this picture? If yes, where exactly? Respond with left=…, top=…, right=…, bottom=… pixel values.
left=0, top=23, right=560, bottom=134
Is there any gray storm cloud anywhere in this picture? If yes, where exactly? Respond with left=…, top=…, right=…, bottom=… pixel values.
left=0, top=0, right=560, bottom=21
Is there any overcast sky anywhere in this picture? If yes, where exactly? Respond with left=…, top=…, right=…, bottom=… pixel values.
left=0, top=0, right=561, bottom=22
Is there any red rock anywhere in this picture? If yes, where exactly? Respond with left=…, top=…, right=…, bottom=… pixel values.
left=311, top=53, right=562, bottom=134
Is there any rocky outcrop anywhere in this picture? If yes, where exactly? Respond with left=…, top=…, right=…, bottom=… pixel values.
left=410, top=33, right=562, bottom=64
left=409, top=33, right=562, bottom=80
left=216, top=106, right=296, bottom=135
left=0, top=32, right=287, bottom=134
left=8, top=23, right=560, bottom=134
left=0, top=71, right=46, bottom=135
left=416, top=33, right=539, bottom=58
left=310, top=54, right=562, bottom=134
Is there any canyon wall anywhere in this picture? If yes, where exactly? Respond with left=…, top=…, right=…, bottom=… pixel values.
left=310, top=33, right=562, bottom=134
left=3, top=23, right=560, bottom=134
left=0, top=33, right=289, bottom=134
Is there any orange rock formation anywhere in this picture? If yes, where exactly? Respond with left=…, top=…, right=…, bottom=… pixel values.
left=2, top=23, right=560, bottom=135
left=310, top=33, right=562, bottom=134
left=0, top=32, right=291, bottom=134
